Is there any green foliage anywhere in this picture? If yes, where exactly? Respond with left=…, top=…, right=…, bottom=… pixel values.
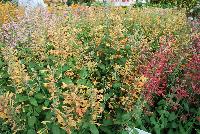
left=135, top=98, right=200, bottom=134
left=150, top=0, right=198, bottom=10
left=0, top=119, right=12, bottom=134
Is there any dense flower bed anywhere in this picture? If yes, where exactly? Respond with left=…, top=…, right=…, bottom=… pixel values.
left=0, top=4, right=199, bottom=134
left=0, top=2, right=24, bottom=25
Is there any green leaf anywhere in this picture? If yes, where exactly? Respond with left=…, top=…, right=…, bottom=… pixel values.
left=16, top=94, right=28, bottom=103
left=104, top=93, right=112, bottom=101
left=171, top=121, right=177, bottom=128
left=35, top=106, right=42, bottom=113
left=79, top=68, right=88, bottom=79
left=29, top=97, right=38, bottom=106
left=122, top=113, right=131, bottom=121
left=169, top=112, right=177, bottom=121
left=34, top=93, right=45, bottom=100
left=90, top=124, right=99, bottom=134
left=55, top=65, right=62, bottom=78
left=150, top=117, right=157, bottom=125
left=82, top=122, right=89, bottom=129
left=179, top=124, right=186, bottom=134
left=62, top=77, right=73, bottom=84
left=52, top=124, right=61, bottom=134
left=121, top=130, right=129, bottom=134
left=44, top=100, right=50, bottom=107
left=62, top=64, right=70, bottom=72
left=112, top=82, right=121, bottom=89
left=86, top=80, right=93, bottom=88
left=117, top=57, right=127, bottom=65
left=183, top=102, right=189, bottom=112
left=45, top=111, right=54, bottom=120
left=77, top=79, right=87, bottom=86
left=0, top=60, right=4, bottom=68
left=28, top=116, right=37, bottom=128
left=0, top=43, right=4, bottom=48
left=168, top=129, right=174, bottom=134
left=27, top=129, right=36, bottom=134
left=99, top=126, right=113, bottom=134
left=98, top=64, right=106, bottom=71
left=157, top=100, right=165, bottom=106
left=103, top=119, right=113, bottom=126
left=28, top=62, right=36, bottom=68
left=154, top=124, right=161, bottom=134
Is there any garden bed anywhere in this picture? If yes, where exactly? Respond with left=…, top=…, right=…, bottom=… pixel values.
left=0, top=3, right=199, bottom=134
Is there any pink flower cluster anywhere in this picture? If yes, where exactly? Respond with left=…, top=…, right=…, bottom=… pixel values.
left=142, top=18, right=200, bottom=106
left=142, top=35, right=177, bottom=103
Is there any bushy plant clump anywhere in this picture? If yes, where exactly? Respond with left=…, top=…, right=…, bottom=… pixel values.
left=150, top=0, right=198, bottom=10
left=0, top=2, right=23, bottom=26
left=0, top=4, right=199, bottom=134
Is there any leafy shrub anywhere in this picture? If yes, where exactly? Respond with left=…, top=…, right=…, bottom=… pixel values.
left=150, top=0, right=198, bottom=10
